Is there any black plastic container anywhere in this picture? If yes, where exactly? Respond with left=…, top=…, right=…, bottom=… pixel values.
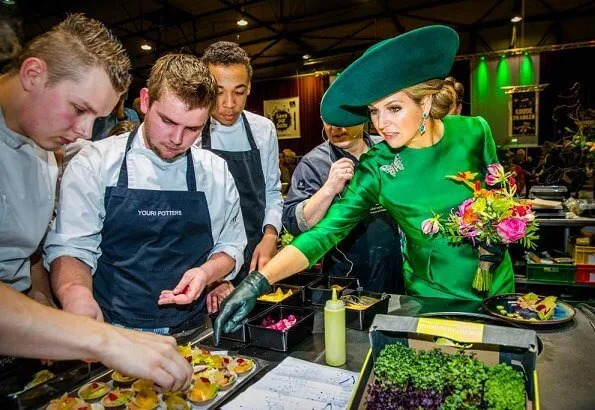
left=220, top=302, right=277, bottom=343
left=344, top=291, right=390, bottom=330
left=276, top=273, right=322, bottom=304
left=246, top=305, right=316, bottom=352
left=256, top=284, right=302, bottom=306
left=307, top=276, right=357, bottom=306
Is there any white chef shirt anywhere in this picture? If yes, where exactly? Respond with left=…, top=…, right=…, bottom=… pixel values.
left=195, top=110, right=283, bottom=235
left=0, top=109, right=58, bottom=291
left=44, top=126, right=246, bottom=277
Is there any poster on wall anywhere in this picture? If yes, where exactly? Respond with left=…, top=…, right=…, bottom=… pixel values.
left=511, top=91, right=537, bottom=136
left=263, top=97, right=300, bottom=139
left=502, top=84, right=548, bottom=145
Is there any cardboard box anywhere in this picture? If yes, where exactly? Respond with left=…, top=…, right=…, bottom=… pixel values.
left=348, top=315, right=540, bottom=410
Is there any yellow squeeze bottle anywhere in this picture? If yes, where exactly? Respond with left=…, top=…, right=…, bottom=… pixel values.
left=324, top=288, right=346, bottom=366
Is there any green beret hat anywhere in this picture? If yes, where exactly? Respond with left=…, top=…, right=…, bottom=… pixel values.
left=321, top=25, right=459, bottom=126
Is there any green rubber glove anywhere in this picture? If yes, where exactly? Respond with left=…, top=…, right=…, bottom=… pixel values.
left=212, top=271, right=271, bottom=346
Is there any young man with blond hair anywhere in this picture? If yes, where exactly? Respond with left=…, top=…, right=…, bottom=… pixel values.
left=0, top=14, right=192, bottom=392
left=46, top=53, right=246, bottom=335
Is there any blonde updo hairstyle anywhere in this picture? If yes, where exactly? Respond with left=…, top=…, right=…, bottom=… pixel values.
left=402, top=78, right=455, bottom=120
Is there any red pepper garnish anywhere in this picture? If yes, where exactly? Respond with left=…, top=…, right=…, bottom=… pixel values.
left=185, top=356, right=192, bottom=363
left=237, top=358, right=244, bottom=363
left=224, top=358, right=230, bottom=363
left=200, top=377, right=210, bottom=383
left=91, top=383, right=98, bottom=389
left=108, top=393, right=118, bottom=401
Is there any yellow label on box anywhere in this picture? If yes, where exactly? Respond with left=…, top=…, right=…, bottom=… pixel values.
left=416, top=318, right=484, bottom=343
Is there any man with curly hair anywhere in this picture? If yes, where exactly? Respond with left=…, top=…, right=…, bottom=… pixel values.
left=198, top=41, right=283, bottom=285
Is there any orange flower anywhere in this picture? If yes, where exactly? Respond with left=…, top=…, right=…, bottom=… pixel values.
left=462, top=207, right=479, bottom=224
left=447, top=171, right=478, bottom=189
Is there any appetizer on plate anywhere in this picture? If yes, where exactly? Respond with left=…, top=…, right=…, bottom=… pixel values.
left=131, top=379, right=154, bottom=392
left=77, top=381, right=110, bottom=401
left=228, top=357, right=254, bottom=375
left=25, top=369, right=55, bottom=389
left=46, top=394, right=91, bottom=410
left=187, top=378, right=218, bottom=405
left=128, top=388, right=159, bottom=409
left=111, top=371, right=136, bottom=385
left=101, top=388, right=135, bottom=409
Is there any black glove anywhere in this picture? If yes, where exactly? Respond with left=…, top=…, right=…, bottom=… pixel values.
left=212, top=271, right=271, bottom=346
left=479, top=242, right=506, bottom=273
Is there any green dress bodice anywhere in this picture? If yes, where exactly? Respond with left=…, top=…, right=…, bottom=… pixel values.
left=291, top=115, right=515, bottom=301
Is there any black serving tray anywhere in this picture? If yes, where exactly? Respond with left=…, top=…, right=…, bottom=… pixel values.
left=344, top=291, right=390, bottom=331
left=276, top=273, right=322, bottom=304
left=307, top=276, right=358, bottom=306
left=256, top=284, right=302, bottom=306
left=220, top=302, right=277, bottom=343
left=246, top=305, right=316, bottom=352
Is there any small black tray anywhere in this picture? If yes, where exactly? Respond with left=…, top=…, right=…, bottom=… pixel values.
left=307, top=276, right=358, bottom=306
left=256, top=284, right=302, bottom=306
left=246, top=305, right=316, bottom=352
left=219, top=302, right=277, bottom=343
left=276, top=273, right=322, bottom=304
left=344, top=291, right=391, bottom=331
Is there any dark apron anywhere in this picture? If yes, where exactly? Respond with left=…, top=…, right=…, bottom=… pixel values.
left=202, top=112, right=266, bottom=284
left=94, top=127, right=214, bottom=332
left=323, top=144, right=404, bottom=294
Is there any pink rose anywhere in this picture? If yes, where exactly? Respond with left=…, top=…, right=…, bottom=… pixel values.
left=496, top=217, right=527, bottom=244
left=421, top=218, right=441, bottom=235
left=458, top=198, right=474, bottom=217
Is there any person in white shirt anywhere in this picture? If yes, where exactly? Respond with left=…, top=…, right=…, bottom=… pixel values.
left=0, top=13, right=192, bottom=392
left=197, top=41, right=283, bottom=284
left=46, top=53, right=246, bottom=335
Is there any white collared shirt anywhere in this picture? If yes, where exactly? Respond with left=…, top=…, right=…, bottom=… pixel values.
left=195, top=110, right=283, bottom=235
left=0, top=109, right=58, bottom=291
left=44, top=126, right=246, bottom=277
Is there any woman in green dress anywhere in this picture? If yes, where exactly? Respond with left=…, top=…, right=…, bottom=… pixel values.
left=213, top=25, right=514, bottom=343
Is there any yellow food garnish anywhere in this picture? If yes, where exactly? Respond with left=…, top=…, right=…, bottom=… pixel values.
left=131, top=389, right=159, bottom=409
left=188, top=380, right=217, bottom=403
left=257, top=287, right=293, bottom=302
left=177, top=343, right=192, bottom=358
left=131, top=379, right=154, bottom=392
left=164, top=393, right=190, bottom=410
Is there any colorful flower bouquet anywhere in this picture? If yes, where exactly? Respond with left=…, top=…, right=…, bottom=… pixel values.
left=422, top=164, right=539, bottom=292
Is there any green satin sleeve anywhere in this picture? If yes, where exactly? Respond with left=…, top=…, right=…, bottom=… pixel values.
left=477, top=115, right=499, bottom=166
left=290, top=152, right=381, bottom=266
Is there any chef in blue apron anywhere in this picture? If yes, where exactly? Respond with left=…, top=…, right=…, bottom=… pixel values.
left=283, top=121, right=404, bottom=293
left=45, top=54, right=246, bottom=334
left=196, top=41, right=283, bottom=284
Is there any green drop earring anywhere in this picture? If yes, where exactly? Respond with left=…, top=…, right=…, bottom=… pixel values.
left=419, top=112, right=428, bottom=135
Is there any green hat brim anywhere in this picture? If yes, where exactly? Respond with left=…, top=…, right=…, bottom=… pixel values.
left=321, top=25, right=459, bottom=126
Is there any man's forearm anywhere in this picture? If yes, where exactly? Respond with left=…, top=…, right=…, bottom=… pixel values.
left=200, top=253, right=236, bottom=284
left=28, top=253, right=55, bottom=306
left=302, top=186, right=336, bottom=228
left=50, top=256, right=94, bottom=305
left=0, top=283, right=105, bottom=359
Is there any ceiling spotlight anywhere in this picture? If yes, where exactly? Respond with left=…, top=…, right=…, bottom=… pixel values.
left=237, top=18, right=248, bottom=27
left=1, top=0, right=16, bottom=5
left=510, top=15, right=522, bottom=23
left=140, top=43, right=152, bottom=51
left=302, top=54, right=311, bottom=60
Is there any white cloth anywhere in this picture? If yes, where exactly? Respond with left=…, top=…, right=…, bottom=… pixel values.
left=195, top=110, right=283, bottom=235
left=0, top=109, right=58, bottom=291
left=44, top=126, right=247, bottom=277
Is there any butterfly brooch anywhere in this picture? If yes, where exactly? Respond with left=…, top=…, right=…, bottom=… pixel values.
left=379, top=154, right=404, bottom=177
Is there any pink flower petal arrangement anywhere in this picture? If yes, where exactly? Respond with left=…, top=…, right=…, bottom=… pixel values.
left=421, top=164, right=539, bottom=292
